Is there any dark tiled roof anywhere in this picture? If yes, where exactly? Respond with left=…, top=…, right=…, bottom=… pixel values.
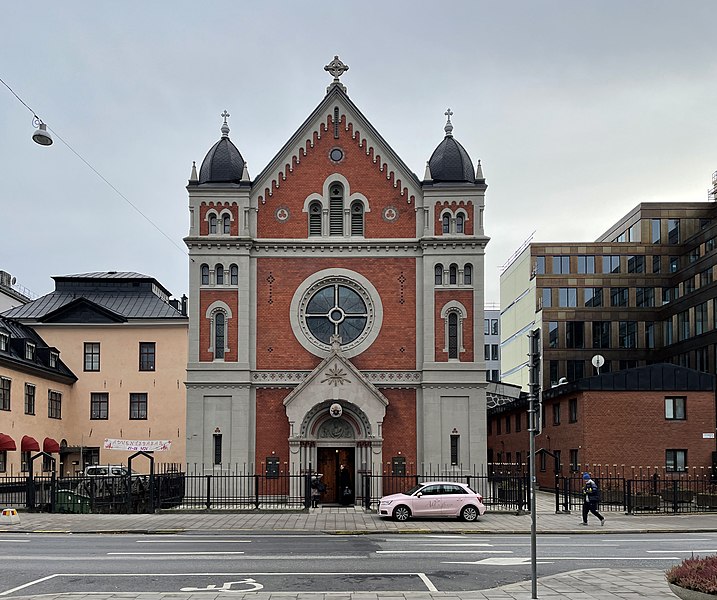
left=428, top=136, right=475, bottom=183
left=199, top=137, right=245, bottom=184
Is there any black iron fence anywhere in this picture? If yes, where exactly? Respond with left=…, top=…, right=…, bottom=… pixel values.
left=555, top=473, right=717, bottom=514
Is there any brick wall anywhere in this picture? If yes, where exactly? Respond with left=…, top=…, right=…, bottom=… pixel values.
left=199, top=202, right=239, bottom=235
left=199, top=289, right=239, bottom=362
left=434, top=289, right=474, bottom=362
left=255, top=388, right=291, bottom=474
left=378, top=388, right=417, bottom=473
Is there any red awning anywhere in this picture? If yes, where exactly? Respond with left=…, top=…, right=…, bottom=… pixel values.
left=21, top=435, right=40, bottom=452
left=43, top=437, right=60, bottom=453
left=0, top=433, right=16, bottom=451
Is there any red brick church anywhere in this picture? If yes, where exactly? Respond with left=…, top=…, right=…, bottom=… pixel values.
left=184, top=57, right=489, bottom=500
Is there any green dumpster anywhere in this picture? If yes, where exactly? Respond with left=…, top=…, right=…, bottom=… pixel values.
left=55, top=489, right=91, bottom=514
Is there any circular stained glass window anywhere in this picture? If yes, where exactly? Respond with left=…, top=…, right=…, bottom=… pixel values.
left=305, top=284, right=367, bottom=345
left=329, top=148, right=344, bottom=162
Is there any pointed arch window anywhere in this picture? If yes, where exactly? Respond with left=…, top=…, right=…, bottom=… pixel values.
left=215, top=264, right=224, bottom=285
left=456, top=213, right=465, bottom=234
left=309, top=201, right=322, bottom=236
left=442, top=213, right=450, bottom=234
left=230, top=264, right=238, bottom=286
left=214, top=312, right=226, bottom=360
left=329, top=183, right=344, bottom=236
left=209, top=214, right=217, bottom=234
left=201, top=264, right=210, bottom=286
left=434, top=264, right=444, bottom=286
left=350, top=201, right=364, bottom=236
left=448, top=313, right=459, bottom=359
left=464, top=264, right=472, bottom=285
left=449, top=264, right=458, bottom=285
left=222, top=214, right=231, bottom=234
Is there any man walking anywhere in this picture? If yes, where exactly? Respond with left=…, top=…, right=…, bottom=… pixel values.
left=581, top=472, right=605, bottom=526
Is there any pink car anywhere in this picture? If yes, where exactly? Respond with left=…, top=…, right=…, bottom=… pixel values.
left=378, top=481, right=486, bottom=522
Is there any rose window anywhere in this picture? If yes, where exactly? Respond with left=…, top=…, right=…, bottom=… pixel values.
left=305, top=284, right=368, bottom=345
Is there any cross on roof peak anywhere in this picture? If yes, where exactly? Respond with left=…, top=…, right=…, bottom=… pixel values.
left=444, top=108, right=454, bottom=137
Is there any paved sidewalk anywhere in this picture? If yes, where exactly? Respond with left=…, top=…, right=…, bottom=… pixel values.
left=1, top=492, right=708, bottom=599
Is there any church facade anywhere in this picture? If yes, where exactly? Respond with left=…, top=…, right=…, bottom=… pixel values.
left=184, top=58, right=489, bottom=498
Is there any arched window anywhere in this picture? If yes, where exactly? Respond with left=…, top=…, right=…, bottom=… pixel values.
left=435, top=264, right=443, bottom=285
left=209, top=214, right=217, bottom=234
left=350, top=201, right=364, bottom=236
left=329, top=183, right=344, bottom=236
left=464, top=264, right=472, bottom=285
left=449, top=264, right=458, bottom=285
left=456, top=213, right=465, bottom=234
left=201, top=264, right=209, bottom=285
left=222, top=214, right=231, bottom=234
left=215, top=264, right=224, bottom=285
left=442, top=213, right=451, bottom=234
left=214, top=312, right=226, bottom=359
left=448, top=312, right=459, bottom=359
left=309, top=201, right=322, bottom=236
left=230, top=264, right=238, bottom=286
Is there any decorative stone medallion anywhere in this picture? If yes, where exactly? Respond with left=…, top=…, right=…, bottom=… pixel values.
left=329, top=147, right=344, bottom=163
left=382, top=206, right=399, bottom=222
left=275, top=206, right=290, bottom=222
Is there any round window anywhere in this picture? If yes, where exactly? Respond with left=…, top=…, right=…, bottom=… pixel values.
left=305, top=284, right=367, bottom=345
left=329, top=148, right=344, bottom=162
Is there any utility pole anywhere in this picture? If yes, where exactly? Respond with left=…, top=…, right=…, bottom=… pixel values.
left=527, top=328, right=541, bottom=599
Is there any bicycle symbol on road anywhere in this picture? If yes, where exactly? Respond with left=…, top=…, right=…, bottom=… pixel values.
left=180, top=579, right=264, bottom=592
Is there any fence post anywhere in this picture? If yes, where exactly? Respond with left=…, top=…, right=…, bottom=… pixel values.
left=205, top=475, right=211, bottom=510
left=626, top=479, right=633, bottom=514
left=304, top=473, right=311, bottom=510
left=49, top=469, right=56, bottom=514
left=554, top=474, right=560, bottom=514
left=672, top=479, right=678, bottom=514
left=363, top=474, right=370, bottom=510
left=562, top=477, right=570, bottom=513
left=254, top=474, right=260, bottom=510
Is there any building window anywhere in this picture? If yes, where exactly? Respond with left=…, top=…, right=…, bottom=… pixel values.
left=215, top=264, right=224, bottom=285
left=664, top=319, right=674, bottom=345
left=549, top=360, right=559, bottom=386
left=569, top=398, right=577, bottom=423
left=666, top=449, right=687, bottom=472
left=491, top=319, right=499, bottom=335
left=542, top=288, right=552, bottom=308
left=0, top=333, right=7, bottom=352
left=696, top=302, right=708, bottom=335
left=0, top=377, right=9, bottom=411
left=619, top=321, right=637, bottom=348
left=592, top=321, right=611, bottom=348
left=627, top=255, right=645, bottom=273
left=539, top=451, right=546, bottom=472
left=567, top=360, right=584, bottom=381
left=515, top=413, right=521, bottom=432
left=505, top=415, right=511, bottom=433
left=496, top=418, right=502, bottom=435
left=0, top=450, right=5, bottom=473
left=434, top=264, right=443, bottom=286
left=549, top=321, right=559, bottom=348
left=484, top=319, right=490, bottom=335
left=678, top=310, right=690, bottom=341
left=48, top=390, right=62, bottom=419
left=669, top=256, right=679, bottom=272
left=552, top=403, right=560, bottom=425
left=230, top=264, right=238, bottom=286
left=552, top=256, right=570, bottom=274
left=309, top=201, right=322, bottom=236
left=645, top=322, right=655, bottom=348
left=667, top=219, right=680, bottom=244
left=565, top=321, right=584, bottom=349
left=214, top=311, right=226, bottom=359
left=636, top=287, right=654, bottom=307
left=610, top=287, right=629, bottom=307
left=484, top=344, right=490, bottom=360
left=350, top=201, right=364, bottom=236
left=450, top=434, right=460, bottom=465
left=201, top=264, right=210, bottom=285
left=455, top=213, right=465, bottom=234
left=689, top=247, right=701, bottom=263
left=90, top=392, right=109, bottom=420
left=214, top=433, right=222, bottom=465
left=21, top=451, right=30, bottom=473
left=651, top=219, right=661, bottom=243
left=534, top=256, right=545, bottom=275
left=684, top=277, right=695, bottom=294
left=209, top=214, right=217, bottom=234
left=696, top=347, right=709, bottom=372
left=449, top=264, right=458, bottom=285
left=464, top=264, right=472, bottom=285
left=584, top=287, right=602, bottom=307
left=25, top=383, right=35, bottom=415
left=491, top=369, right=500, bottom=381
left=665, top=396, right=686, bottom=420
left=137, top=342, right=156, bottom=371
left=603, top=255, right=620, bottom=274
left=130, top=393, right=148, bottom=420
left=84, top=342, right=100, bottom=372
left=700, top=269, right=713, bottom=287
left=329, top=184, right=344, bottom=235
left=577, top=255, right=595, bottom=274
left=652, top=255, right=661, bottom=274
left=570, top=449, right=579, bottom=472
left=25, top=342, right=35, bottom=360
left=447, top=312, right=459, bottom=359
left=707, top=238, right=716, bottom=252
left=442, top=213, right=450, bottom=234
left=222, top=213, right=231, bottom=234
left=491, top=344, right=499, bottom=360
left=558, top=288, right=577, bottom=307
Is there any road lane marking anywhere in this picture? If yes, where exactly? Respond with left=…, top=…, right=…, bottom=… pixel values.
left=376, top=550, right=512, bottom=554
left=0, top=555, right=367, bottom=561
left=135, top=540, right=252, bottom=543
left=0, top=574, right=59, bottom=596
left=647, top=549, right=717, bottom=553
left=416, top=543, right=494, bottom=547
left=417, top=573, right=437, bottom=592
left=443, top=556, right=681, bottom=564
left=0, top=539, right=30, bottom=543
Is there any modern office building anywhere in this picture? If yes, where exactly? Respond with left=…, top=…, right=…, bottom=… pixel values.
left=484, top=306, right=501, bottom=382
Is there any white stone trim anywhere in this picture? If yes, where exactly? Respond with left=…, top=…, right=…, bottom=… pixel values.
left=205, top=300, right=233, bottom=358
left=440, top=300, right=467, bottom=359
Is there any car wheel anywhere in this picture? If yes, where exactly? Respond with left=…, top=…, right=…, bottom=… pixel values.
left=460, top=505, right=479, bottom=522
left=393, top=505, right=411, bottom=522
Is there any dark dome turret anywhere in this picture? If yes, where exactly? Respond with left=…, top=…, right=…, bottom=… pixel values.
left=427, top=109, right=475, bottom=183
left=199, top=111, right=246, bottom=184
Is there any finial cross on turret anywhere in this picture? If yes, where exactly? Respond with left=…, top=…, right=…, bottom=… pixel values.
left=325, top=55, right=349, bottom=82
left=221, top=110, right=230, bottom=123
left=444, top=107, right=454, bottom=137
left=220, top=110, right=231, bottom=137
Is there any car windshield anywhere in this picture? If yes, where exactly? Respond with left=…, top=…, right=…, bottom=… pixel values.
left=403, top=484, right=424, bottom=496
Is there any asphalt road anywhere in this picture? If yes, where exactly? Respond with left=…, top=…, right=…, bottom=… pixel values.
left=1, top=531, right=716, bottom=596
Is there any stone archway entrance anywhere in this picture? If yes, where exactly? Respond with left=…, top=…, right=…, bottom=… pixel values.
left=316, top=447, right=354, bottom=504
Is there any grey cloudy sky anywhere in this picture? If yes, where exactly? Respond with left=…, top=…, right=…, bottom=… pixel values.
left=2, top=1, right=716, bottom=304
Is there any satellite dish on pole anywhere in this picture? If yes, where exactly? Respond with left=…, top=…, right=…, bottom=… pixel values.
left=592, top=354, right=605, bottom=374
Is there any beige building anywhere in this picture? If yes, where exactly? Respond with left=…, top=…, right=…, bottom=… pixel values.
left=2, top=272, right=188, bottom=475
